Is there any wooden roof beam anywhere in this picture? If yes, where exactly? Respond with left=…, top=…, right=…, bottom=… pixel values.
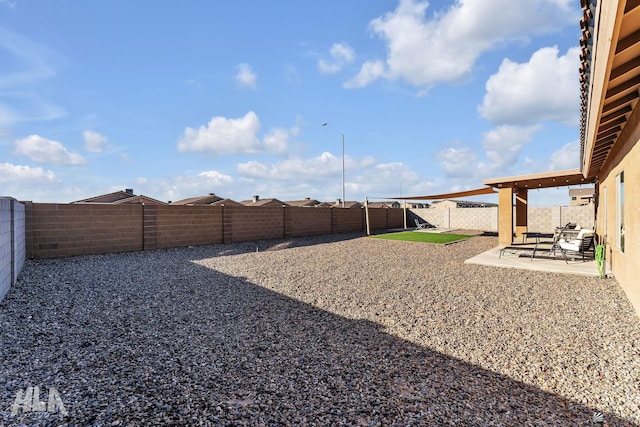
left=606, top=74, right=640, bottom=99
left=625, top=0, right=640, bottom=13
left=600, top=105, right=631, bottom=123
left=610, top=57, right=640, bottom=80
left=602, top=91, right=639, bottom=113
left=597, top=115, right=627, bottom=131
left=615, top=28, right=640, bottom=55
left=596, top=126, right=622, bottom=140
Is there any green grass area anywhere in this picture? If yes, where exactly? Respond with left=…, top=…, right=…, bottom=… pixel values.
left=371, top=231, right=472, bottom=244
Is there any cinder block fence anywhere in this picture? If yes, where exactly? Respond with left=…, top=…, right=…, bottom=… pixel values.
left=0, top=198, right=25, bottom=302
left=23, top=203, right=405, bottom=259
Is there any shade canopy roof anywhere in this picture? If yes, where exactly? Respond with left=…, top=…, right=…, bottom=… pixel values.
left=483, top=168, right=594, bottom=190
left=390, top=186, right=496, bottom=200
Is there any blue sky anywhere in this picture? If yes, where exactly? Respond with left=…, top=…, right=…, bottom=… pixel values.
left=1, top=0, right=586, bottom=205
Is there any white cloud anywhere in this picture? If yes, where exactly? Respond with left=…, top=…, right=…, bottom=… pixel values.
left=479, top=125, right=541, bottom=175
left=547, top=141, right=579, bottom=171
left=0, top=162, right=60, bottom=202
left=14, top=134, right=86, bottom=166
left=132, top=170, right=234, bottom=203
left=437, top=125, right=541, bottom=181
left=479, top=46, right=580, bottom=125
left=178, top=111, right=261, bottom=154
left=0, top=162, right=56, bottom=183
left=234, top=63, right=257, bottom=89
left=263, top=127, right=295, bottom=154
left=238, top=152, right=344, bottom=181
left=318, top=43, right=356, bottom=74
left=236, top=155, right=429, bottom=202
left=343, top=61, right=385, bottom=89
left=177, top=111, right=294, bottom=155
left=347, top=0, right=576, bottom=89
left=436, top=147, right=478, bottom=178
left=83, top=130, right=108, bottom=153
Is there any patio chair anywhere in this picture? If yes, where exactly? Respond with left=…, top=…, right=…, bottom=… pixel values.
left=558, top=229, right=595, bottom=263
left=550, top=222, right=580, bottom=255
left=414, top=219, right=436, bottom=230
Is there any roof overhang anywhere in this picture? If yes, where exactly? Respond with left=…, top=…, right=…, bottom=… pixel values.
left=581, top=0, right=640, bottom=178
left=483, top=168, right=594, bottom=190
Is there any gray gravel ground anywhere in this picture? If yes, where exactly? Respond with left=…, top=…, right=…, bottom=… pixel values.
left=1, top=232, right=639, bottom=426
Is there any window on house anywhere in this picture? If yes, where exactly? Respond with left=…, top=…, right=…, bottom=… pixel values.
left=616, top=171, right=624, bottom=253
left=571, top=196, right=577, bottom=201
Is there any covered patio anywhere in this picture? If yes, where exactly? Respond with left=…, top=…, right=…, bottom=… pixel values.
left=483, top=169, right=596, bottom=246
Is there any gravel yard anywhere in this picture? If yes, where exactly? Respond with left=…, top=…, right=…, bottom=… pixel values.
left=1, top=232, right=639, bottom=426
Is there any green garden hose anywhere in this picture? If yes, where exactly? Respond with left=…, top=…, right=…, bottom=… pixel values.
left=595, top=244, right=605, bottom=278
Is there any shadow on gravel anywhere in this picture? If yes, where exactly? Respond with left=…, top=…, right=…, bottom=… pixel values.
left=0, top=249, right=633, bottom=426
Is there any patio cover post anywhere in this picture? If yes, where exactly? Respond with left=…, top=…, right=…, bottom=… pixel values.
left=515, top=188, right=528, bottom=242
left=498, top=187, right=514, bottom=246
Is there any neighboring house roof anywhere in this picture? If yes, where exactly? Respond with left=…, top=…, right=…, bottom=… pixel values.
left=316, top=200, right=363, bottom=208
left=72, top=189, right=136, bottom=204
left=171, top=194, right=223, bottom=205
left=285, top=198, right=321, bottom=207
left=315, top=202, right=334, bottom=208
left=112, top=195, right=167, bottom=205
left=72, top=189, right=167, bottom=205
left=210, top=198, right=245, bottom=207
left=343, top=201, right=363, bottom=208
left=241, top=197, right=289, bottom=207
left=368, top=201, right=400, bottom=208
left=569, top=188, right=595, bottom=196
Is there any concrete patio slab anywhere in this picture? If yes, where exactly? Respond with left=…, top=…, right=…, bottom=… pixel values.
left=465, top=245, right=606, bottom=277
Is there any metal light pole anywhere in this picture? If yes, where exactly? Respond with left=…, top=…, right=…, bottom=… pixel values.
left=322, top=122, right=345, bottom=208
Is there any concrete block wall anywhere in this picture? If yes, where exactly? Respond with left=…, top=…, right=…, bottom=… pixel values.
left=24, top=204, right=404, bottom=259
left=28, top=203, right=143, bottom=258
left=230, top=206, right=286, bottom=243
left=450, top=207, right=498, bottom=231
left=388, top=209, right=404, bottom=229
left=1, top=199, right=12, bottom=301
left=286, top=207, right=332, bottom=237
left=528, top=205, right=595, bottom=233
left=13, top=201, right=25, bottom=286
left=332, top=208, right=364, bottom=233
left=410, top=205, right=593, bottom=233
left=367, top=208, right=388, bottom=230
left=155, top=205, right=223, bottom=249
left=560, top=205, right=595, bottom=230
left=0, top=198, right=26, bottom=302
left=409, top=208, right=447, bottom=229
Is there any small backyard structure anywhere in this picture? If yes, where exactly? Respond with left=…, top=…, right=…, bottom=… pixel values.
left=483, top=169, right=594, bottom=246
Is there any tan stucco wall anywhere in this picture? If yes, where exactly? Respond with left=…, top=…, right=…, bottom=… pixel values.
left=596, top=106, right=640, bottom=316
left=498, top=188, right=513, bottom=245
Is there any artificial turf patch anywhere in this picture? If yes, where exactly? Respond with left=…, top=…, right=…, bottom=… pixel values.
left=371, top=231, right=472, bottom=244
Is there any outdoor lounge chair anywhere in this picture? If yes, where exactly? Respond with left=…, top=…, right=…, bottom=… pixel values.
left=414, top=219, right=436, bottom=230
left=558, top=229, right=595, bottom=263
